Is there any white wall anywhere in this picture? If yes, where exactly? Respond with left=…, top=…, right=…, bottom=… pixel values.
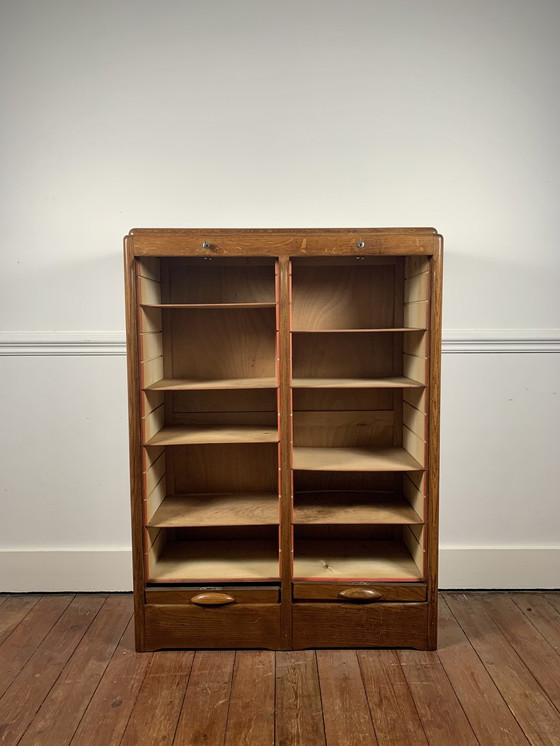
left=1, top=0, right=559, bottom=590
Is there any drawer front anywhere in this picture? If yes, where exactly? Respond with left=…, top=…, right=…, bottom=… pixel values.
left=144, top=603, right=281, bottom=650
left=293, top=582, right=426, bottom=603
left=146, top=585, right=279, bottom=605
left=293, top=602, right=429, bottom=649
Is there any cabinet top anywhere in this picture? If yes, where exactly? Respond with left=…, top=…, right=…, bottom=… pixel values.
left=125, top=228, right=442, bottom=258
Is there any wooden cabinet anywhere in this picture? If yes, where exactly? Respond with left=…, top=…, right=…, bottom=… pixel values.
left=124, top=228, right=443, bottom=651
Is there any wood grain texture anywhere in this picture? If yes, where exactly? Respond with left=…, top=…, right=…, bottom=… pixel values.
left=316, top=650, right=377, bottom=746
left=143, top=603, right=281, bottom=650
left=145, top=586, right=279, bottom=605
left=275, top=651, right=326, bottom=746
left=292, top=582, right=426, bottom=602
left=145, top=424, right=279, bottom=446
left=129, top=229, right=439, bottom=257
left=293, top=491, right=423, bottom=525
left=469, top=592, right=560, bottom=708
left=147, top=492, right=279, bottom=527
left=292, top=263, right=396, bottom=330
left=174, top=651, right=235, bottom=746
left=0, top=595, right=40, bottom=645
left=224, top=651, right=276, bottom=746
left=292, top=375, right=425, bottom=389
left=170, top=307, right=277, bottom=380
left=69, top=617, right=152, bottom=746
left=0, top=594, right=73, bottom=699
left=18, top=596, right=132, bottom=746
left=293, top=410, right=394, bottom=448
left=357, top=649, right=428, bottom=746
left=510, top=592, right=560, bottom=652
left=293, top=446, right=424, bottom=472
left=0, top=595, right=106, bottom=745
left=120, top=651, right=194, bottom=746
left=145, top=375, right=278, bottom=390
left=293, top=603, right=429, bottom=649
left=437, top=597, right=529, bottom=746
left=148, top=538, right=280, bottom=582
left=446, top=592, right=560, bottom=745
left=293, top=539, right=423, bottom=581
left=397, top=647, right=478, bottom=746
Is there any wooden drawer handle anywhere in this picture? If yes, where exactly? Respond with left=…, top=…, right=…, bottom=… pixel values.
left=338, top=588, right=383, bottom=603
left=191, top=592, right=235, bottom=606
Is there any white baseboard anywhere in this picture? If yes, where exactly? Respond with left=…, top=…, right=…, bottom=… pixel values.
left=439, top=547, right=560, bottom=589
left=0, top=549, right=133, bottom=592
left=1, top=547, right=558, bottom=592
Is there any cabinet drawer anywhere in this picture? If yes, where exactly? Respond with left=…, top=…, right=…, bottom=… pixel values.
left=145, top=585, right=279, bottom=605
left=293, top=582, right=426, bottom=603
left=144, top=603, right=281, bottom=650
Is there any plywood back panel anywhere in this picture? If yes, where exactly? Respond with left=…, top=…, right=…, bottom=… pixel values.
left=172, top=389, right=277, bottom=414
left=173, top=443, right=278, bottom=494
left=164, top=258, right=276, bottom=303
left=292, top=388, right=393, bottom=412
left=292, top=264, right=397, bottom=330
left=170, top=308, right=277, bottom=380
left=294, top=471, right=401, bottom=493
left=293, top=410, right=394, bottom=448
left=292, top=333, right=395, bottom=379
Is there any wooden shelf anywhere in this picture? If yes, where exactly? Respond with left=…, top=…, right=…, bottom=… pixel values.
left=148, top=493, right=279, bottom=527
left=145, top=425, right=279, bottom=447
left=145, top=377, right=278, bottom=391
left=291, top=328, right=426, bottom=333
left=148, top=540, right=280, bottom=582
left=141, top=302, right=276, bottom=309
left=291, top=376, right=425, bottom=389
left=293, top=492, right=423, bottom=525
left=293, top=447, right=424, bottom=472
left=293, top=539, right=423, bottom=580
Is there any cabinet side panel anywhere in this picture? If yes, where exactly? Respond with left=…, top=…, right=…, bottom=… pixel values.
left=124, top=237, right=146, bottom=650
left=427, top=239, right=443, bottom=648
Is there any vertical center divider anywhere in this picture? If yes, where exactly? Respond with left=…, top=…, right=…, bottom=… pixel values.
left=277, top=256, right=293, bottom=648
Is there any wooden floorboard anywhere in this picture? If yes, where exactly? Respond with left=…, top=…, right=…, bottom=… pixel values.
left=0, top=594, right=74, bottom=699
left=120, top=650, right=194, bottom=746
left=225, top=651, right=276, bottom=746
left=438, top=597, right=530, bottom=745
left=511, top=592, right=560, bottom=654
left=316, top=650, right=377, bottom=746
left=2, top=591, right=560, bottom=745
left=446, top=592, right=560, bottom=746
left=174, top=651, right=235, bottom=746
left=276, top=651, right=326, bottom=746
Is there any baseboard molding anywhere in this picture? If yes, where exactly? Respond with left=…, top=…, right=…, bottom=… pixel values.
left=0, top=549, right=133, bottom=592
left=1, top=329, right=559, bottom=356
left=1, top=547, right=558, bottom=592
left=438, top=547, right=560, bottom=589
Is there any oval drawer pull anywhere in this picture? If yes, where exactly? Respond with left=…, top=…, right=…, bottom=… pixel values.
left=191, top=592, right=235, bottom=606
left=338, top=588, right=383, bottom=603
